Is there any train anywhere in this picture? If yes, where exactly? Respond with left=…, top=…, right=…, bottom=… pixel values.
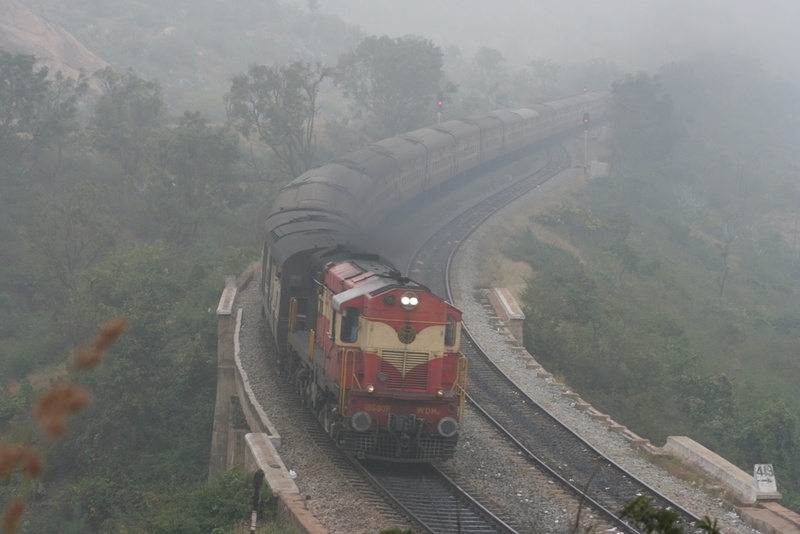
left=260, top=91, right=609, bottom=461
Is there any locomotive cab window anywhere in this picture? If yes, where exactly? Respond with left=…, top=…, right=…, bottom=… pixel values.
left=445, top=313, right=457, bottom=346
left=340, top=307, right=359, bottom=343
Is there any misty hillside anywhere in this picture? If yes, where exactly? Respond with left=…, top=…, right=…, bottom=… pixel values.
left=303, top=0, right=799, bottom=83
left=3, top=0, right=800, bottom=529
left=0, top=1, right=109, bottom=84
left=8, top=0, right=363, bottom=117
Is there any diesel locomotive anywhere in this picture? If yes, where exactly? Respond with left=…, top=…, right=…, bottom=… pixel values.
left=260, top=91, right=608, bottom=460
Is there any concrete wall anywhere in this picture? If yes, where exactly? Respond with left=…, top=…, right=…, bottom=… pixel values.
left=211, top=273, right=327, bottom=533
left=245, top=433, right=328, bottom=534
left=663, top=436, right=783, bottom=505
left=487, top=287, right=525, bottom=343
left=209, top=276, right=238, bottom=481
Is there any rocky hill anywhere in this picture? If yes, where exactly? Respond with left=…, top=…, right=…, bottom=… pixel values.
left=0, top=0, right=108, bottom=88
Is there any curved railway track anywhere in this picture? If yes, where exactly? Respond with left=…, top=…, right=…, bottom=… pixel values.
left=240, top=139, right=720, bottom=533
left=402, top=143, right=706, bottom=532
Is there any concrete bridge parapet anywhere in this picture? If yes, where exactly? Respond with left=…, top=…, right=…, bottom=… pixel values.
left=487, top=287, right=525, bottom=343
left=209, top=276, right=238, bottom=481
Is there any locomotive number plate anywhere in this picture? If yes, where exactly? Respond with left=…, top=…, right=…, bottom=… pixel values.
left=397, top=325, right=416, bottom=344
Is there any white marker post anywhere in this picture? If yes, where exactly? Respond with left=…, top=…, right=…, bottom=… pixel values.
left=754, top=464, right=777, bottom=493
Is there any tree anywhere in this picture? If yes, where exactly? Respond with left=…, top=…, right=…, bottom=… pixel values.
left=610, top=72, right=682, bottom=174
left=0, top=51, right=92, bottom=306
left=0, top=50, right=88, bottom=179
left=26, top=181, right=117, bottom=295
left=0, top=49, right=51, bottom=164
left=143, top=111, right=242, bottom=244
left=226, top=61, right=328, bottom=179
left=467, top=47, right=510, bottom=111
left=89, top=67, right=165, bottom=193
left=335, top=36, right=447, bottom=135
left=736, top=400, right=798, bottom=473
left=559, top=57, right=619, bottom=94
left=35, top=70, right=90, bottom=173
left=53, top=243, right=218, bottom=499
left=473, top=47, right=506, bottom=80
left=526, top=58, right=562, bottom=102
left=674, top=373, right=736, bottom=441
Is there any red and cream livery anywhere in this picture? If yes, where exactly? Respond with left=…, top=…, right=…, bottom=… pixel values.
left=261, top=91, right=608, bottom=461
left=283, top=248, right=467, bottom=460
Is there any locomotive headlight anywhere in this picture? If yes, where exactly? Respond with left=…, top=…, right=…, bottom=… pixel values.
left=437, top=417, right=458, bottom=438
left=400, top=291, right=419, bottom=310
left=366, top=384, right=375, bottom=393
left=436, top=388, right=444, bottom=397
left=352, top=411, right=371, bottom=432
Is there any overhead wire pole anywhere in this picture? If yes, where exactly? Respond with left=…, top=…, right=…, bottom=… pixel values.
left=793, top=198, right=800, bottom=258
left=584, top=129, right=588, bottom=173
left=583, top=112, right=590, bottom=174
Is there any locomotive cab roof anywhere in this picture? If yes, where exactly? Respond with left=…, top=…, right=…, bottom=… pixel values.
left=315, top=246, right=432, bottom=312
left=331, top=275, right=430, bottom=313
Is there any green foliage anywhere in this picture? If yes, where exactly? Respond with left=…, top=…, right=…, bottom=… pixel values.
left=501, top=227, right=580, bottom=272
left=226, top=61, right=329, bottom=178
left=0, top=7, right=345, bottom=528
left=734, top=401, right=798, bottom=472
left=611, top=72, right=683, bottom=173
left=673, top=373, right=735, bottom=440
left=0, top=51, right=109, bottom=379
left=509, top=56, right=800, bottom=508
left=34, top=242, right=223, bottom=525
left=621, top=496, right=721, bottom=533
left=473, top=47, right=506, bottom=80
left=56, top=475, right=121, bottom=531
left=526, top=58, right=562, bottom=101
left=89, top=67, right=165, bottom=183
left=26, top=180, right=118, bottom=293
left=0, top=388, right=28, bottom=424
left=33, top=70, right=90, bottom=159
left=0, top=50, right=50, bottom=163
left=771, top=313, right=800, bottom=335
left=22, top=467, right=275, bottom=533
left=514, top=192, right=800, bottom=494
left=335, top=35, right=448, bottom=135
left=143, top=111, right=243, bottom=244
left=130, top=467, right=275, bottom=533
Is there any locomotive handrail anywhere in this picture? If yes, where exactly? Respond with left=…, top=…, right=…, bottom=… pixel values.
left=288, top=296, right=308, bottom=334
left=457, top=354, right=468, bottom=423
left=288, top=297, right=298, bottom=332
left=339, top=348, right=357, bottom=413
left=358, top=313, right=447, bottom=327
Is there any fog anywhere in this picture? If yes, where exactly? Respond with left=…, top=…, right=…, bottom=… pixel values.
left=310, top=0, right=799, bottom=80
